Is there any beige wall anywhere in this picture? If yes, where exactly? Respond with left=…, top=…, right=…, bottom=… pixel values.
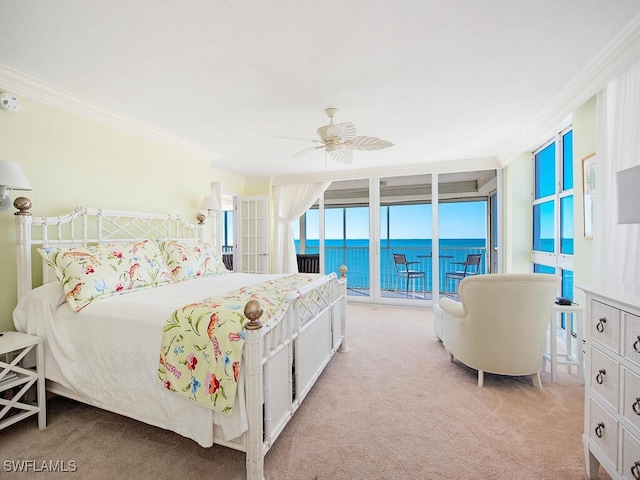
left=571, top=96, right=597, bottom=305
left=502, top=152, right=534, bottom=273
left=0, top=93, right=215, bottom=331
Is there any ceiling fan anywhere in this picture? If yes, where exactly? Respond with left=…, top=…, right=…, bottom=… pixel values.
left=279, top=107, right=395, bottom=163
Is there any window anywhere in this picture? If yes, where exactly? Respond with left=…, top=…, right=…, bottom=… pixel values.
left=532, top=128, right=574, bottom=299
left=293, top=171, right=494, bottom=304
left=326, top=205, right=370, bottom=292
left=222, top=210, right=234, bottom=252
left=293, top=208, right=319, bottom=255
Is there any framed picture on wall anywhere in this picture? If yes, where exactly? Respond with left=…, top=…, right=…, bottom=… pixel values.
left=582, top=153, right=596, bottom=238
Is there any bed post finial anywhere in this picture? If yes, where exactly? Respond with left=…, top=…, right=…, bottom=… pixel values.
left=339, top=264, right=348, bottom=279
left=13, top=196, right=32, bottom=216
left=244, top=299, right=264, bottom=330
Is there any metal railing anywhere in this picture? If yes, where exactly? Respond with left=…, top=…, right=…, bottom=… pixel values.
left=301, top=244, right=486, bottom=296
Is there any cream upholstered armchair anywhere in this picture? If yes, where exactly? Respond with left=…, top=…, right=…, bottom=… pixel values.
left=438, top=273, right=560, bottom=388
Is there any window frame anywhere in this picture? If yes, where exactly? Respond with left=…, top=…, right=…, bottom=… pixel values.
left=531, top=125, right=574, bottom=281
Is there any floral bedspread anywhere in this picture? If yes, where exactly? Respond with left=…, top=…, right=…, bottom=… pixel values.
left=157, top=274, right=318, bottom=415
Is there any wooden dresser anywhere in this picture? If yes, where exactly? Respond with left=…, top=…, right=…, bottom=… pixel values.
left=580, top=286, right=640, bottom=480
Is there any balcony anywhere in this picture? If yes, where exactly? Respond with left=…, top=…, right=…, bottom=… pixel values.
left=299, top=242, right=486, bottom=300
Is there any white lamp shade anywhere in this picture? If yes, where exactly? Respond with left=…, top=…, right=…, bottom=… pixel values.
left=199, top=196, right=220, bottom=211
left=0, top=160, right=31, bottom=190
left=617, top=164, right=640, bottom=224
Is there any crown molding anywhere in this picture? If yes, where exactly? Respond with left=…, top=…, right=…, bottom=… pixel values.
left=267, top=156, right=501, bottom=186
left=498, top=12, right=640, bottom=167
left=0, top=65, right=218, bottom=163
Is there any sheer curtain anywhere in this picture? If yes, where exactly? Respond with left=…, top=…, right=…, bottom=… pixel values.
left=273, top=181, right=331, bottom=274
left=593, top=61, right=640, bottom=298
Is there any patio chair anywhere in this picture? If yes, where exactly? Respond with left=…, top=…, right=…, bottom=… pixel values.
left=222, top=253, right=233, bottom=271
left=445, top=253, right=482, bottom=296
left=392, top=253, right=426, bottom=299
left=296, top=253, right=320, bottom=273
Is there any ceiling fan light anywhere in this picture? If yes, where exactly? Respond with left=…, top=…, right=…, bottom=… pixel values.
left=325, top=143, right=339, bottom=152
left=316, top=126, right=333, bottom=142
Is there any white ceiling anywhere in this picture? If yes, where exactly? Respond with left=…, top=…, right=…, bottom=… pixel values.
left=2, top=1, right=640, bottom=181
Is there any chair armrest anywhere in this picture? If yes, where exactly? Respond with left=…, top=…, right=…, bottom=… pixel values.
left=449, top=262, right=465, bottom=266
left=439, top=297, right=466, bottom=318
left=406, top=261, right=420, bottom=265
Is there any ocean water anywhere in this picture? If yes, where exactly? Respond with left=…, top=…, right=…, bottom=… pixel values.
left=296, top=238, right=487, bottom=292
left=295, top=237, right=573, bottom=298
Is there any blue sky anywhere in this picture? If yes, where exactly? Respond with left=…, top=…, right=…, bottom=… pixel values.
left=534, top=131, right=574, bottom=243
left=298, top=201, right=487, bottom=240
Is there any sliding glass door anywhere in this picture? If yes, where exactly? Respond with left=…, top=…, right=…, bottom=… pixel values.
left=379, top=174, right=432, bottom=302
left=293, top=170, right=496, bottom=306
left=323, top=181, right=370, bottom=297
left=438, top=200, right=488, bottom=295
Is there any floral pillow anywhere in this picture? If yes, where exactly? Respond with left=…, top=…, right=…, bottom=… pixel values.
left=156, top=240, right=226, bottom=281
left=38, top=239, right=174, bottom=311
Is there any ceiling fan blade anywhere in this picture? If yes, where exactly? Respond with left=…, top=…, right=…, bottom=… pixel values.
left=274, top=135, right=321, bottom=143
left=327, top=121, right=357, bottom=141
left=348, top=136, right=395, bottom=151
left=292, top=145, right=325, bottom=159
left=330, top=147, right=354, bottom=164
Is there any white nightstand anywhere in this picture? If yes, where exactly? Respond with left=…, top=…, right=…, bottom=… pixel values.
left=0, top=331, right=46, bottom=430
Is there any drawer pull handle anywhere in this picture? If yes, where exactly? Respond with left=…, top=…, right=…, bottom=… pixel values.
left=633, top=397, right=640, bottom=416
left=594, top=422, right=605, bottom=438
left=595, top=369, right=606, bottom=384
left=634, top=335, right=640, bottom=353
left=596, top=317, right=606, bottom=333
left=632, top=461, right=640, bottom=480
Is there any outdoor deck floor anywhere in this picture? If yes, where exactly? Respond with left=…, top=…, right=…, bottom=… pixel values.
left=347, top=287, right=459, bottom=301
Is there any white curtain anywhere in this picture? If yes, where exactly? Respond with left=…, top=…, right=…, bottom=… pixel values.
left=593, top=61, right=640, bottom=298
left=273, top=181, right=332, bottom=274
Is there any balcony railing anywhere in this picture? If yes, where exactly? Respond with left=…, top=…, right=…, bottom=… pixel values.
left=301, top=244, right=486, bottom=298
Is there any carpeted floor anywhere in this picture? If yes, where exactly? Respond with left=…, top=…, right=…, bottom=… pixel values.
left=1, top=304, right=611, bottom=480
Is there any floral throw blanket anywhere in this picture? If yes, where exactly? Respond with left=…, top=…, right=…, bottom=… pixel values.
left=157, top=274, right=318, bottom=414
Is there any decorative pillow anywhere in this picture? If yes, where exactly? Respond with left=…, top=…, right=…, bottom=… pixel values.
left=156, top=240, right=226, bottom=281
left=38, top=240, right=174, bottom=311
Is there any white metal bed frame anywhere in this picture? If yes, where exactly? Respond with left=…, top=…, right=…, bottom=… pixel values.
left=14, top=200, right=348, bottom=480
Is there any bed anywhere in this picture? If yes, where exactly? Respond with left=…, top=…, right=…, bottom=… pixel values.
left=11, top=201, right=348, bottom=480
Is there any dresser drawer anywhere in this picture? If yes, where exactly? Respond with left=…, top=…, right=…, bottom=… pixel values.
left=621, top=427, right=640, bottom=480
left=624, top=311, right=640, bottom=368
left=623, top=366, right=640, bottom=433
left=591, top=347, right=621, bottom=411
left=590, top=398, right=619, bottom=470
left=591, top=300, right=620, bottom=353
